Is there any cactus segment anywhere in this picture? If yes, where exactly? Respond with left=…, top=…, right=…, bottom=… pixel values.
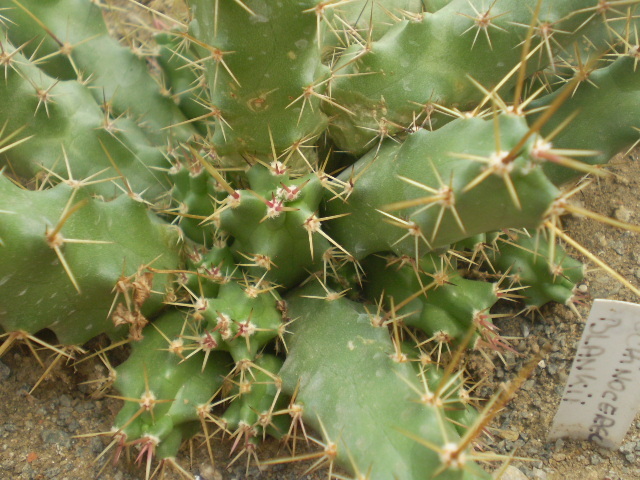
left=168, top=160, right=226, bottom=245
left=319, top=0, right=425, bottom=50
left=191, top=0, right=330, bottom=164
left=0, top=0, right=195, bottom=143
left=490, top=232, right=584, bottom=308
left=280, top=282, right=491, bottom=480
left=362, top=253, right=500, bottom=349
left=155, top=31, right=212, bottom=136
left=414, top=274, right=499, bottom=349
left=324, top=0, right=603, bottom=154
left=113, top=310, right=231, bottom=460
left=325, top=115, right=560, bottom=259
left=531, top=55, right=640, bottom=185
left=221, top=353, right=288, bottom=440
left=183, top=242, right=236, bottom=299
left=0, top=38, right=172, bottom=199
left=361, top=253, right=450, bottom=324
left=416, top=355, right=480, bottom=436
left=0, top=175, right=181, bottom=344
left=218, top=164, right=329, bottom=288
left=199, top=281, right=283, bottom=363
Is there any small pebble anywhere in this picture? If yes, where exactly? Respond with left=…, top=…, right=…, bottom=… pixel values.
left=0, top=360, right=10, bottom=381
left=41, top=429, right=72, bottom=448
left=614, top=206, right=632, bottom=222
left=198, top=462, right=223, bottom=480
left=59, top=394, right=72, bottom=408
left=610, top=239, right=626, bottom=255
left=500, top=429, right=520, bottom=442
left=531, top=468, right=548, bottom=480
left=495, top=465, right=529, bottom=480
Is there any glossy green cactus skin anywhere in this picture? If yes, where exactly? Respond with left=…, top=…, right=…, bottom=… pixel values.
left=113, top=310, right=231, bottom=459
left=532, top=55, right=640, bottom=185
left=0, top=176, right=181, bottom=344
left=280, top=283, right=490, bottom=480
left=218, top=164, right=330, bottom=288
left=325, top=115, right=560, bottom=259
left=0, top=0, right=195, bottom=144
left=323, top=0, right=602, bottom=154
left=362, top=253, right=500, bottom=349
left=191, top=0, right=329, bottom=165
left=155, top=31, right=211, bottom=136
left=198, top=280, right=284, bottom=362
left=0, top=39, right=173, bottom=199
left=183, top=242, right=237, bottom=299
left=221, top=353, right=288, bottom=439
left=490, top=232, right=585, bottom=308
left=168, top=161, right=225, bottom=246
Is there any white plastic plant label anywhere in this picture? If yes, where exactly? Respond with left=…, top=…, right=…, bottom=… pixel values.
left=549, top=299, right=640, bottom=449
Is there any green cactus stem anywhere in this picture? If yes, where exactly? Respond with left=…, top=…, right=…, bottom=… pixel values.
left=0, top=0, right=195, bottom=144
left=280, top=282, right=491, bottom=480
left=325, top=114, right=560, bottom=259
left=0, top=175, right=180, bottom=345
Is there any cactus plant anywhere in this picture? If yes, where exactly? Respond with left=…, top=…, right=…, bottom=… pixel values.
left=1, top=0, right=640, bottom=479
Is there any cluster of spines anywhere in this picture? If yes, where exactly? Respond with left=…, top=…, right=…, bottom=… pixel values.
left=96, top=274, right=321, bottom=477
left=362, top=252, right=508, bottom=356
